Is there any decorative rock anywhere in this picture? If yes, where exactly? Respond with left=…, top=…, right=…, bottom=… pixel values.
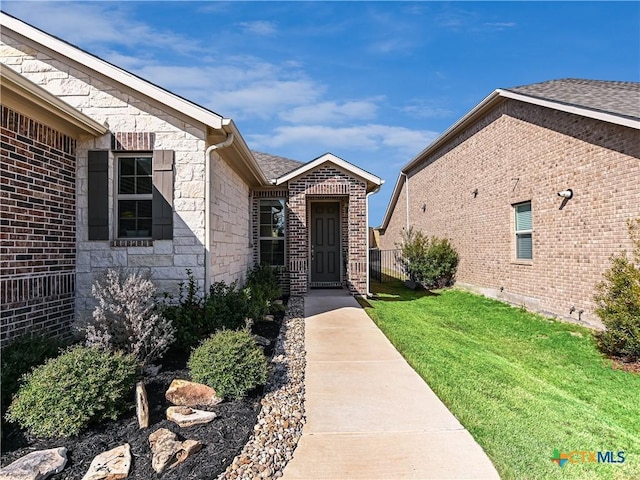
left=263, top=314, right=275, bottom=322
left=143, top=364, right=162, bottom=377
left=81, top=444, right=131, bottom=480
left=254, top=335, right=271, bottom=347
left=166, top=406, right=217, bottom=427
left=273, top=299, right=283, bottom=305
left=165, top=379, right=222, bottom=407
left=136, top=382, right=149, bottom=429
left=0, top=447, right=67, bottom=480
left=148, top=428, right=202, bottom=474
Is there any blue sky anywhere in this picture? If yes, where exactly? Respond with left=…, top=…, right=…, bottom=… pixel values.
left=4, top=1, right=639, bottom=225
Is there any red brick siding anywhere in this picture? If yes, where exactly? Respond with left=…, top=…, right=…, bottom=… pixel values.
left=378, top=99, right=639, bottom=325
left=286, top=165, right=368, bottom=296
left=1, top=106, right=76, bottom=344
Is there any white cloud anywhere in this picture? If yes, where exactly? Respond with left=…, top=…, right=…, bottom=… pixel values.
left=403, top=100, right=453, bottom=119
left=236, top=20, right=278, bottom=36
left=484, top=22, right=517, bottom=30
left=248, top=124, right=438, bottom=158
left=3, top=2, right=202, bottom=54
left=282, top=100, right=381, bottom=124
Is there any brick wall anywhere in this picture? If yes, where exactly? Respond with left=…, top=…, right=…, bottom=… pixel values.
left=1, top=106, right=76, bottom=344
left=378, top=99, right=639, bottom=326
left=287, top=165, right=368, bottom=296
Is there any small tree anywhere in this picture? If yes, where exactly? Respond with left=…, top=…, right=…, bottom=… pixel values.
left=594, top=219, right=640, bottom=361
left=397, top=227, right=459, bottom=289
left=84, top=269, right=174, bottom=365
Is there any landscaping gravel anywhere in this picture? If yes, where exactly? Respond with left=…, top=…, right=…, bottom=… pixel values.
left=0, top=297, right=306, bottom=479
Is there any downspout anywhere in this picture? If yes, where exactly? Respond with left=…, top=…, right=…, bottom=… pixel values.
left=400, top=171, right=410, bottom=230
left=204, top=132, right=235, bottom=292
left=366, top=184, right=383, bottom=297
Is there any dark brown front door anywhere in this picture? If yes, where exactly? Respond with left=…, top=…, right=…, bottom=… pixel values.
left=311, top=202, right=341, bottom=285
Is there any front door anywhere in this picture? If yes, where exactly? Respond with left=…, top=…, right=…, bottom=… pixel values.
left=311, top=202, right=341, bottom=286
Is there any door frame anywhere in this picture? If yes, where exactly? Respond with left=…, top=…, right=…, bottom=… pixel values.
left=308, top=199, right=343, bottom=288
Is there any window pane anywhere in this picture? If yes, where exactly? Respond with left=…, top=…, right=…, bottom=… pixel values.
left=119, top=176, right=135, bottom=194
left=259, top=199, right=285, bottom=238
left=137, top=176, right=152, bottom=195
left=515, top=203, right=532, bottom=231
left=516, top=233, right=532, bottom=260
left=120, top=158, right=136, bottom=175
left=260, top=239, right=285, bottom=266
left=137, top=157, right=152, bottom=176
left=118, top=200, right=152, bottom=238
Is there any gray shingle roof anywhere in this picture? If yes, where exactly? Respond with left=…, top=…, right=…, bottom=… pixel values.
left=252, top=151, right=305, bottom=180
left=504, top=78, right=640, bottom=120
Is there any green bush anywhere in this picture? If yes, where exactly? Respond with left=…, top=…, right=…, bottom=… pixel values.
left=594, top=219, right=640, bottom=361
left=397, top=227, right=459, bottom=289
left=1, top=333, right=70, bottom=414
left=5, top=346, right=139, bottom=438
left=245, top=263, right=282, bottom=320
left=162, top=270, right=250, bottom=352
left=188, top=330, right=268, bottom=400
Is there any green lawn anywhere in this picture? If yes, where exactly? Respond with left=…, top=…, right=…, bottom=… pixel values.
left=362, top=282, right=640, bottom=480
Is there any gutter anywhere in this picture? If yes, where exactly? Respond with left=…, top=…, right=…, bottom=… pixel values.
left=204, top=131, right=235, bottom=292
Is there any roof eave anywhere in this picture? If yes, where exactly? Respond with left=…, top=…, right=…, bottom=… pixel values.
left=1, top=64, right=107, bottom=136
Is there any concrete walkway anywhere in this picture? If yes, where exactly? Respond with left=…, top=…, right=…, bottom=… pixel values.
left=282, top=289, right=500, bottom=480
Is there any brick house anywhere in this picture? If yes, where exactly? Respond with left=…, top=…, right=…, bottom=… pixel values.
left=0, top=12, right=382, bottom=345
left=377, top=79, right=639, bottom=327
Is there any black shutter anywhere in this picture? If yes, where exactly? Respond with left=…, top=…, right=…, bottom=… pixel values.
left=87, top=150, right=109, bottom=240
left=152, top=150, right=174, bottom=240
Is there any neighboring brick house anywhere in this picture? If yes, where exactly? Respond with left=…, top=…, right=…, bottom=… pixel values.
left=377, top=79, right=640, bottom=328
left=0, top=12, right=382, bottom=345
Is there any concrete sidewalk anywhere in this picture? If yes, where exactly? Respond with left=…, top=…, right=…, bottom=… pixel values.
left=282, top=289, right=499, bottom=480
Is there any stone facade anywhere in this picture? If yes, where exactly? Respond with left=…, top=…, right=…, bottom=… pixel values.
left=1, top=106, right=77, bottom=344
left=378, top=99, right=639, bottom=327
left=1, top=29, right=252, bottom=328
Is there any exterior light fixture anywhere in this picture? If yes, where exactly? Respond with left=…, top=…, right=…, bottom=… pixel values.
left=557, top=189, right=573, bottom=199
left=422, top=203, right=426, bottom=212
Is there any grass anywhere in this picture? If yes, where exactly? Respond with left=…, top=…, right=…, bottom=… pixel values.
left=362, top=281, right=640, bottom=480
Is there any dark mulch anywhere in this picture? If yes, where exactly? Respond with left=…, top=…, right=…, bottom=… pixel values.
left=0, top=316, right=283, bottom=479
left=610, top=356, right=640, bottom=374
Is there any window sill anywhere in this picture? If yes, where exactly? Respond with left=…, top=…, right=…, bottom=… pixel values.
left=511, top=259, right=533, bottom=266
left=111, top=239, right=153, bottom=248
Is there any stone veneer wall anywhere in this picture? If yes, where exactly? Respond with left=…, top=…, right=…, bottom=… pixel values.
left=1, top=30, right=252, bottom=316
left=287, top=165, right=367, bottom=296
left=1, top=106, right=76, bottom=344
left=378, top=99, right=639, bottom=326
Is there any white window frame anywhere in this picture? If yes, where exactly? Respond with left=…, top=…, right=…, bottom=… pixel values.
left=514, top=201, right=533, bottom=261
left=115, top=153, right=153, bottom=239
left=258, top=198, right=286, bottom=266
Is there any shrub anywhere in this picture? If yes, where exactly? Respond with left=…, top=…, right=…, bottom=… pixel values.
left=188, top=330, right=268, bottom=400
left=6, top=346, right=139, bottom=438
left=1, top=334, right=70, bottom=415
left=84, top=268, right=174, bottom=365
left=162, top=271, right=250, bottom=352
left=594, top=219, right=640, bottom=361
left=397, top=227, right=459, bottom=289
left=245, top=263, right=282, bottom=320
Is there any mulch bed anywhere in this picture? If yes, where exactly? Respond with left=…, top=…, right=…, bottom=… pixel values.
left=0, top=317, right=283, bottom=479
left=610, top=356, right=640, bottom=374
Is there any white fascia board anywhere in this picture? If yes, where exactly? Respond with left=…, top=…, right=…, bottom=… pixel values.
left=1, top=13, right=224, bottom=130
left=497, top=89, right=640, bottom=130
left=275, top=153, right=383, bottom=187
left=378, top=172, right=406, bottom=231
left=1, top=64, right=107, bottom=136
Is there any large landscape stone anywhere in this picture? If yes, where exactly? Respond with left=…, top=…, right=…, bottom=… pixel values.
left=0, top=447, right=67, bottom=480
left=167, top=406, right=217, bottom=427
left=136, top=382, right=149, bottom=428
left=165, top=379, right=222, bottom=407
left=148, top=428, right=202, bottom=474
left=81, top=444, right=131, bottom=480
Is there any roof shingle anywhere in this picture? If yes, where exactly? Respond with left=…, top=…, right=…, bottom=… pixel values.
left=252, top=151, right=305, bottom=180
left=505, top=78, right=640, bottom=120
